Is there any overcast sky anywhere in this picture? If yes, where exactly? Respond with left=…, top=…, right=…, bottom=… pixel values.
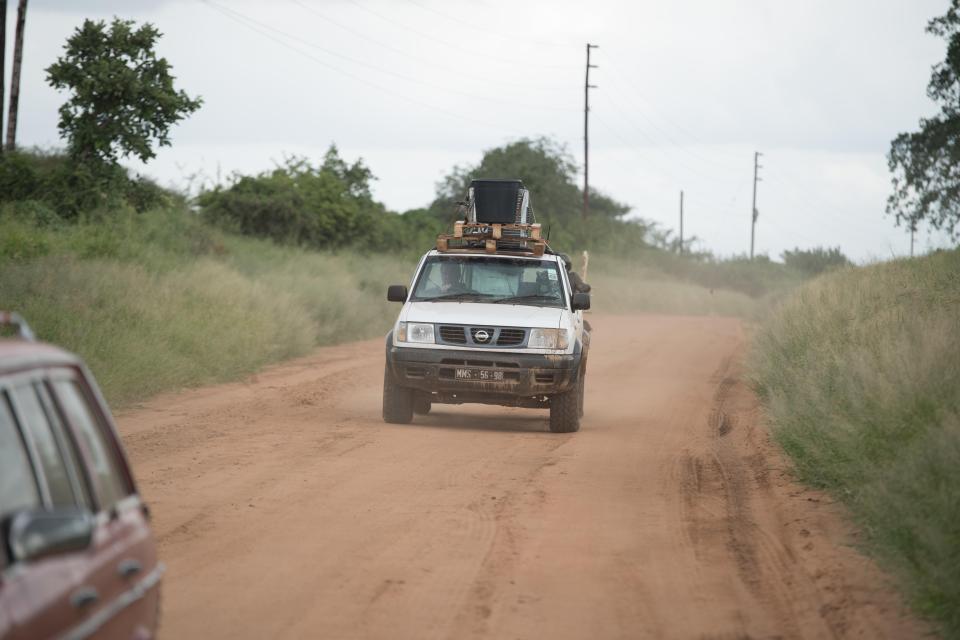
left=6, top=0, right=956, bottom=260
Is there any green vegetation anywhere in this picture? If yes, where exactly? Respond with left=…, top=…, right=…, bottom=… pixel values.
left=0, top=205, right=408, bottom=406
left=888, top=0, right=960, bottom=237
left=0, top=141, right=825, bottom=407
left=751, top=249, right=960, bottom=636
left=46, top=18, right=202, bottom=167
left=199, top=148, right=442, bottom=254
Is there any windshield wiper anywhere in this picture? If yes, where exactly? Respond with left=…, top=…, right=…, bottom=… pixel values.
left=493, top=294, right=562, bottom=305
left=424, top=292, right=496, bottom=302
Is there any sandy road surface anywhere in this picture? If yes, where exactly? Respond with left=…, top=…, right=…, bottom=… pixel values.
left=118, top=314, right=923, bottom=639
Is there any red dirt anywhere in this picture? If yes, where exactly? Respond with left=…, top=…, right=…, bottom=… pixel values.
left=117, top=314, right=926, bottom=639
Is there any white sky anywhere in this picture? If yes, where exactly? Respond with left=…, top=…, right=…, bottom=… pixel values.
left=7, top=0, right=957, bottom=261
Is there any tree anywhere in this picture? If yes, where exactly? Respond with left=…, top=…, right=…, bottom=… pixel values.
left=430, top=137, right=631, bottom=228
left=45, top=18, right=201, bottom=168
left=887, top=1, right=960, bottom=238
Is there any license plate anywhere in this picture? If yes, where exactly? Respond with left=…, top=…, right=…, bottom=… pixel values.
left=455, top=368, right=504, bottom=381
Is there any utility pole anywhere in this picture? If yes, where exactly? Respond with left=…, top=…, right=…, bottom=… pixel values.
left=750, top=151, right=763, bottom=259
left=582, top=43, right=598, bottom=221
left=5, top=0, right=26, bottom=151
left=0, top=0, right=7, bottom=156
left=679, top=190, right=684, bottom=254
left=910, top=224, right=915, bottom=258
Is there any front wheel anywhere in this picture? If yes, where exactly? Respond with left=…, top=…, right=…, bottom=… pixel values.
left=382, top=366, right=414, bottom=424
left=549, top=377, right=582, bottom=433
left=413, top=395, right=432, bottom=415
left=578, top=369, right=586, bottom=418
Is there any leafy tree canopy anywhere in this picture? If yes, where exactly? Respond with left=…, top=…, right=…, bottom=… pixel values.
left=46, top=18, right=202, bottom=167
left=430, top=137, right=631, bottom=228
left=887, top=0, right=960, bottom=238
left=198, top=146, right=442, bottom=252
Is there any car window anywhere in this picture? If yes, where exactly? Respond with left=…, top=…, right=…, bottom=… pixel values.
left=53, top=379, right=130, bottom=508
left=11, top=384, right=77, bottom=508
left=0, top=392, right=41, bottom=519
left=411, top=256, right=566, bottom=307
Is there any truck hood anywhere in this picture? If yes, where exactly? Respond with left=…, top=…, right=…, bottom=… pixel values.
left=403, top=301, right=563, bottom=329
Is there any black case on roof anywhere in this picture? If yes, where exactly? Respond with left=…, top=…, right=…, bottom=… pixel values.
left=471, top=179, right=524, bottom=224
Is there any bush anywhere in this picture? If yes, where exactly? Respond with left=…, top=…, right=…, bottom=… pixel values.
left=0, top=149, right=179, bottom=219
left=200, top=149, right=394, bottom=249
left=781, top=246, right=851, bottom=276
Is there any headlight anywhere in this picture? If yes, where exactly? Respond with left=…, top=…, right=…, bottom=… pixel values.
left=398, top=322, right=435, bottom=344
left=528, top=328, right=569, bottom=350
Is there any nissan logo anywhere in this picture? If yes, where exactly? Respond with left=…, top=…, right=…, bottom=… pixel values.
left=474, top=330, right=491, bottom=343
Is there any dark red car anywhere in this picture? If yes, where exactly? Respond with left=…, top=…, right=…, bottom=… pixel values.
left=0, top=313, right=162, bottom=640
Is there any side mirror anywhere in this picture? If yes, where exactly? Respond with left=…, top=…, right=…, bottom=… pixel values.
left=387, top=285, right=408, bottom=302
left=7, top=508, right=94, bottom=563
left=571, top=292, right=591, bottom=311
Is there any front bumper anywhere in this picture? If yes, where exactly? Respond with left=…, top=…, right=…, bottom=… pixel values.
left=386, top=340, right=582, bottom=405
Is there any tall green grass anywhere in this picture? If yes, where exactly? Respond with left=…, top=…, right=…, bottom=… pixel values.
left=751, top=248, right=960, bottom=636
left=0, top=208, right=411, bottom=405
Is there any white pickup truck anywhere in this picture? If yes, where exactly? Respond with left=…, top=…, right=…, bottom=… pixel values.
left=382, top=180, right=591, bottom=433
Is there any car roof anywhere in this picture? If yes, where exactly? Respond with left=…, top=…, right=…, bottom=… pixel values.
left=0, top=339, right=82, bottom=376
left=426, top=250, right=559, bottom=262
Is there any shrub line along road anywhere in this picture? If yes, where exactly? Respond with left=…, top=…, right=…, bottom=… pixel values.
left=117, top=314, right=925, bottom=639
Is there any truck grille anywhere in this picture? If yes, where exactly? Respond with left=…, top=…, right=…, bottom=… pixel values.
left=496, top=328, right=525, bottom=346
left=438, top=326, right=467, bottom=344
left=436, top=325, right=529, bottom=348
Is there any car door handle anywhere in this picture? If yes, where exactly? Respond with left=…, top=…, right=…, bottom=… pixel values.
left=117, top=559, right=142, bottom=578
left=71, top=587, right=99, bottom=608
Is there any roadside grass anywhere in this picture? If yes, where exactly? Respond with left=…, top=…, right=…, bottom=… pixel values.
left=750, top=249, right=960, bottom=636
left=0, top=208, right=412, bottom=405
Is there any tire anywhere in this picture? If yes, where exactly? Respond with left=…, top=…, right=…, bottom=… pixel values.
left=413, top=395, right=432, bottom=415
left=578, top=369, right=586, bottom=418
left=382, top=365, right=414, bottom=424
left=549, top=376, right=582, bottom=433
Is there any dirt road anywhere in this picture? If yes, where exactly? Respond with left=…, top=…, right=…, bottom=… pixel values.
left=118, top=314, right=923, bottom=639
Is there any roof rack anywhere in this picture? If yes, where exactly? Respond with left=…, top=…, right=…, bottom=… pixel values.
left=437, top=222, right=548, bottom=256
left=0, top=312, right=36, bottom=341
left=438, top=178, right=548, bottom=256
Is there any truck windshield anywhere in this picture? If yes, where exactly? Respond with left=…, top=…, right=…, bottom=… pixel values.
left=410, top=256, right=567, bottom=308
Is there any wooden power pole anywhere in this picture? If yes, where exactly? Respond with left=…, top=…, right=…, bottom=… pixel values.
left=0, top=0, right=7, bottom=155
left=679, top=190, right=684, bottom=254
left=5, top=0, right=26, bottom=152
left=750, top=151, right=762, bottom=259
left=582, top=43, right=598, bottom=221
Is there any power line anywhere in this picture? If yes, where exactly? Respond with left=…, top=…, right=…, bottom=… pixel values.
left=398, top=0, right=578, bottom=49
left=341, top=0, right=568, bottom=70
left=198, top=0, right=519, bottom=135
left=204, top=1, right=576, bottom=114
left=594, top=97, right=745, bottom=192
left=290, top=0, right=569, bottom=93
left=591, top=114, right=743, bottom=204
